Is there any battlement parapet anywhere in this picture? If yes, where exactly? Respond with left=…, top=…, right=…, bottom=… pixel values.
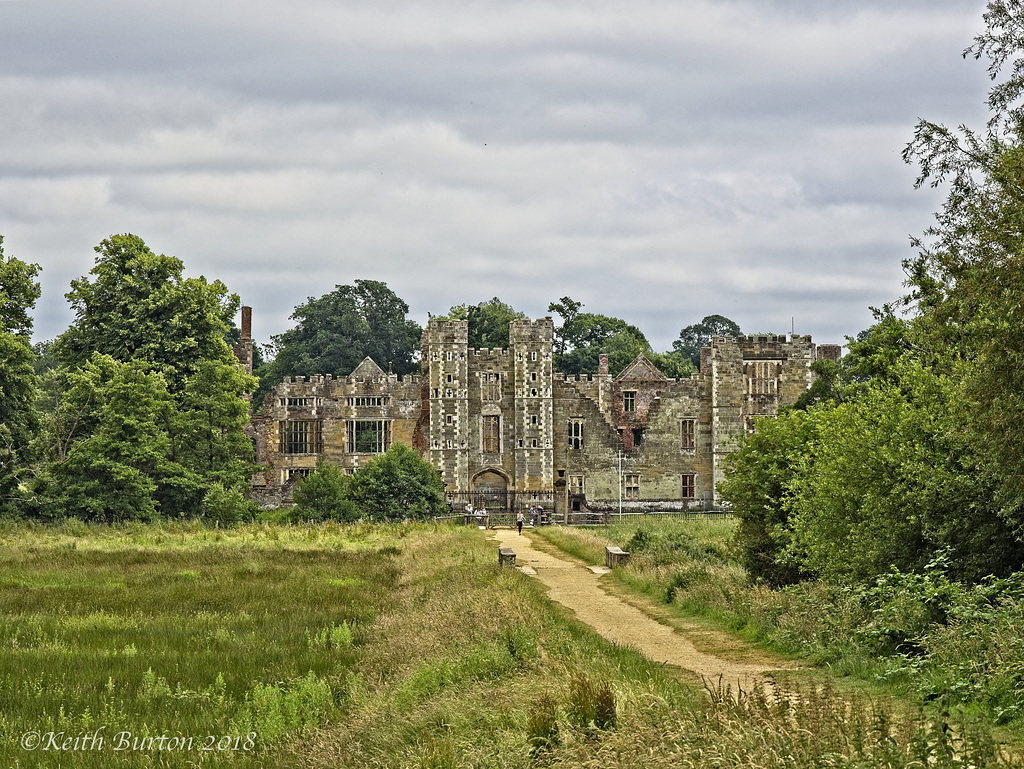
left=424, top=319, right=469, bottom=345
left=509, top=317, right=555, bottom=342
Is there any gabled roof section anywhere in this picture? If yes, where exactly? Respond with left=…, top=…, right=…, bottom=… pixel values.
left=350, top=356, right=387, bottom=379
left=615, top=354, right=669, bottom=382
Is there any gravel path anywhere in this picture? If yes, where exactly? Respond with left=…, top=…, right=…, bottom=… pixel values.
left=492, top=528, right=794, bottom=693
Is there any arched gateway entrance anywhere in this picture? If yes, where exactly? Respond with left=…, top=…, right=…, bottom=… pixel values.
left=443, top=470, right=554, bottom=527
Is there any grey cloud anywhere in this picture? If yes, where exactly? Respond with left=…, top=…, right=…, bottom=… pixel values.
left=0, top=0, right=997, bottom=354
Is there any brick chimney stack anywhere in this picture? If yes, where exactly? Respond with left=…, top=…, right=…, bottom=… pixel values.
left=234, top=306, right=254, bottom=377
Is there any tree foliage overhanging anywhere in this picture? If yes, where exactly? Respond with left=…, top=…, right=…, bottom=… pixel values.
left=255, top=279, right=422, bottom=405
left=722, top=2, right=1024, bottom=586
left=547, top=296, right=698, bottom=379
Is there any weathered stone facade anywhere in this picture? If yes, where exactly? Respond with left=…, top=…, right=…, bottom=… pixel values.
left=247, top=314, right=839, bottom=517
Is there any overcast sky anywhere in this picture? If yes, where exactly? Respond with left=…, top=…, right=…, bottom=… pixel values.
left=0, top=0, right=993, bottom=355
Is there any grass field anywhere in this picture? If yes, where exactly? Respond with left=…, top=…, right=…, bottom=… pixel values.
left=0, top=518, right=1019, bottom=768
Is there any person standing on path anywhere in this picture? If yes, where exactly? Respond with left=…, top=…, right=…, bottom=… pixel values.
left=516, top=510, right=525, bottom=534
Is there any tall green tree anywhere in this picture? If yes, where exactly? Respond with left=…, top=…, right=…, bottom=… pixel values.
left=35, top=355, right=179, bottom=522
left=0, top=237, right=41, bottom=514
left=36, top=235, right=256, bottom=519
left=672, top=314, right=741, bottom=368
left=259, top=280, right=421, bottom=404
left=547, top=298, right=656, bottom=376
left=903, top=0, right=1024, bottom=533
left=0, top=235, right=41, bottom=339
left=439, top=297, right=527, bottom=349
left=56, top=234, right=240, bottom=392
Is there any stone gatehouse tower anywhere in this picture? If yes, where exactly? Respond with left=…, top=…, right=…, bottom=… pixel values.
left=249, top=315, right=840, bottom=519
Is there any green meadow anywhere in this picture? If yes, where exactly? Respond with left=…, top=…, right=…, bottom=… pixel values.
left=0, top=518, right=1019, bottom=768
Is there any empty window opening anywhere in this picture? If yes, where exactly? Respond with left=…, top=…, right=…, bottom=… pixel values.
left=482, top=415, right=501, bottom=453
left=347, top=420, right=391, bottom=454
left=568, top=419, right=584, bottom=450
left=624, top=474, right=640, bottom=500
left=681, top=474, right=696, bottom=499
left=279, top=420, right=323, bottom=455
left=681, top=418, right=696, bottom=450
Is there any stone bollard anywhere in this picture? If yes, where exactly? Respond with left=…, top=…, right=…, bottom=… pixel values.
left=499, top=548, right=516, bottom=568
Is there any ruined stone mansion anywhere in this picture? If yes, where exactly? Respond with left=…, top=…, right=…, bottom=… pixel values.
left=239, top=310, right=840, bottom=519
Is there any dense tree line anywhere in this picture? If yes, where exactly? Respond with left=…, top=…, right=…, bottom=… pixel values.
left=722, top=1, right=1024, bottom=587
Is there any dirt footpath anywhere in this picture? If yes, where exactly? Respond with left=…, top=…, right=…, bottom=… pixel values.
left=492, top=528, right=794, bottom=693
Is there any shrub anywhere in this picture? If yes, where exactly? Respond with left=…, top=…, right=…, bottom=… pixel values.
left=526, top=693, right=559, bottom=754
left=347, top=443, right=446, bottom=521
left=201, top=483, right=257, bottom=525
left=293, top=459, right=359, bottom=522
left=566, top=674, right=615, bottom=731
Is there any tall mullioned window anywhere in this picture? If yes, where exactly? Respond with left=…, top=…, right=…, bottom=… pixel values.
left=482, top=415, right=501, bottom=453
left=480, top=372, right=501, bottom=402
left=347, top=420, right=391, bottom=453
left=680, top=419, right=696, bottom=450
left=624, top=473, right=640, bottom=500
left=279, top=420, right=323, bottom=454
left=568, top=419, right=584, bottom=450
left=681, top=474, right=696, bottom=499
left=623, top=391, right=636, bottom=412
left=746, top=361, right=780, bottom=396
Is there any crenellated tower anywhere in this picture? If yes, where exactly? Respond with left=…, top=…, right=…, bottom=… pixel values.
left=510, top=318, right=555, bottom=492
left=424, top=319, right=470, bottom=490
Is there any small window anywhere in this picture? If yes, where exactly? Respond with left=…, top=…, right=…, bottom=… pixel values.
left=681, top=419, right=696, bottom=450
left=348, top=396, right=387, bottom=407
left=531, top=372, right=537, bottom=382
left=632, top=428, right=643, bottom=447
left=624, top=473, right=640, bottom=500
left=681, top=474, right=696, bottom=499
left=531, top=414, right=538, bottom=426
left=445, top=414, right=454, bottom=425
left=568, top=475, right=584, bottom=495
left=623, top=391, right=636, bottom=412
